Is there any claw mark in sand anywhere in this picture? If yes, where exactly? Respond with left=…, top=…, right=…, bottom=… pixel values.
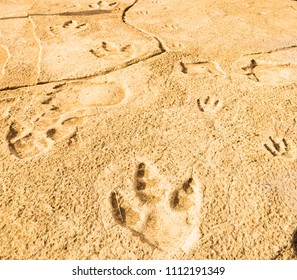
left=236, top=46, right=297, bottom=85
left=50, top=20, right=88, bottom=35
left=110, top=191, right=127, bottom=225
left=241, top=59, right=258, bottom=81
left=197, top=96, right=221, bottom=113
left=162, top=24, right=179, bottom=31
left=90, top=42, right=134, bottom=61
left=89, top=1, right=118, bottom=10
left=264, top=136, right=295, bottom=159
left=292, top=229, right=297, bottom=257
left=6, top=82, right=126, bottom=159
left=136, top=10, right=149, bottom=15
left=110, top=161, right=201, bottom=255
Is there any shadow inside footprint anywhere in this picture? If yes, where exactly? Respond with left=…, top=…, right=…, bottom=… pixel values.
left=292, top=229, right=297, bottom=256
left=110, top=191, right=126, bottom=225
left=110, top=162, right=201, bottom=254
left=236, top=47, right=297, bottom=85
left=6, top=81, right=126, bottom=159
left=170, top=178, right=195, bottom=210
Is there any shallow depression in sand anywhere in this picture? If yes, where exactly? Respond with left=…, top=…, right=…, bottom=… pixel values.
left=0, top=45, right=9, bottom=77
left=77, top=83, right=126, bottom=106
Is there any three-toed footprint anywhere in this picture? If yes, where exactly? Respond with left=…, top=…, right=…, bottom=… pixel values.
left=6, top=118, right=80, bottom=159
left=235, top=47, right=297, bottom=85
left=110, top=161, right=201, bottom=254
left=90, top=42, right=134, bottom=61
left=89, top=1, right=118, bottom=10
left=50, top=20, right=88, bottom=35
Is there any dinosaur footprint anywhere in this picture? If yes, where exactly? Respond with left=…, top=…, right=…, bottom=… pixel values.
left=90, top=42, right=134, bottom=61
left=89, top=1, right=118, bottom=10
left=264, top=136, right=295, bottom=159
left=236, top=47, right=297, bottom=85
left=50, top=20, right=88, bottom=35
left=241, top=59, right=297, bottom=85
left=197, top=96, right=222, bottom=114
left=6, top=122, right=53, bottom=159
left=6, top=81, right=126, bottom=159
left=6, top=119, right=79, bottom=159
left=30, top=81, right=126, bottom=129
left=110, top=161, right=201, bottom=254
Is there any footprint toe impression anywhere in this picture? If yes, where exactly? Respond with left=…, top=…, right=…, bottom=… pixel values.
left=264, top=136, right=295, bottom=159
left=7, top=123, right=53, bottom=159
left=89, top=1, right=118, bottom=10
left=292, top=229, right=297, bottom=257
left=110, top=162, right=201, bottom=254
left=50, top=20, right=88, bottom=35
left=90, top=42, right=134, bottom=61
left=197, top=96, right=221, bottom=114
left=6, top=82, right=126, bottom=159
left=236, top=47, right=297, bottom=85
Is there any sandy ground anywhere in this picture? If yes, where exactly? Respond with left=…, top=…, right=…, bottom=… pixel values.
left=0, top=0, right=297, bottom=260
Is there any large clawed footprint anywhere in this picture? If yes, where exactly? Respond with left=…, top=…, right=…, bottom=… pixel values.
left=110, top=162, right=201, bottom=254
left=6, top=119, right=80, bottom=159
left=90, top=42, right=134, bottom=61
left=237, top=47, right=297, bottom=85
left=50, top=20, right=88, bottom=35
left=6, top=122, right=54, bottom=159
left=264, top=136, right=295, bottom=159
left=89, top=1, right=118, bottom=10
left=6, top=82, right=126, bottom=159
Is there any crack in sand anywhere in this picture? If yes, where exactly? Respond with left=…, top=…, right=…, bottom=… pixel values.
left=0, top=49, right=163, bottom=92
left=122, top=0, right=168, bottom=52
left=0, top=0, right=165, bottom=92
left=242, top=45, right=297, bottom=56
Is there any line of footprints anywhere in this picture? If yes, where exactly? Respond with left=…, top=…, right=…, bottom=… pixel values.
left=3, top=46, right=296, bottom=159
left=196, top=95, right=294, bottom=159
left=110, top=161, right=201, bottom=253
left=4, top=82, right=126, bottom=159
left=4, top=91, right=294, bottom=160
left=49, top=19, right=135, bottom=61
